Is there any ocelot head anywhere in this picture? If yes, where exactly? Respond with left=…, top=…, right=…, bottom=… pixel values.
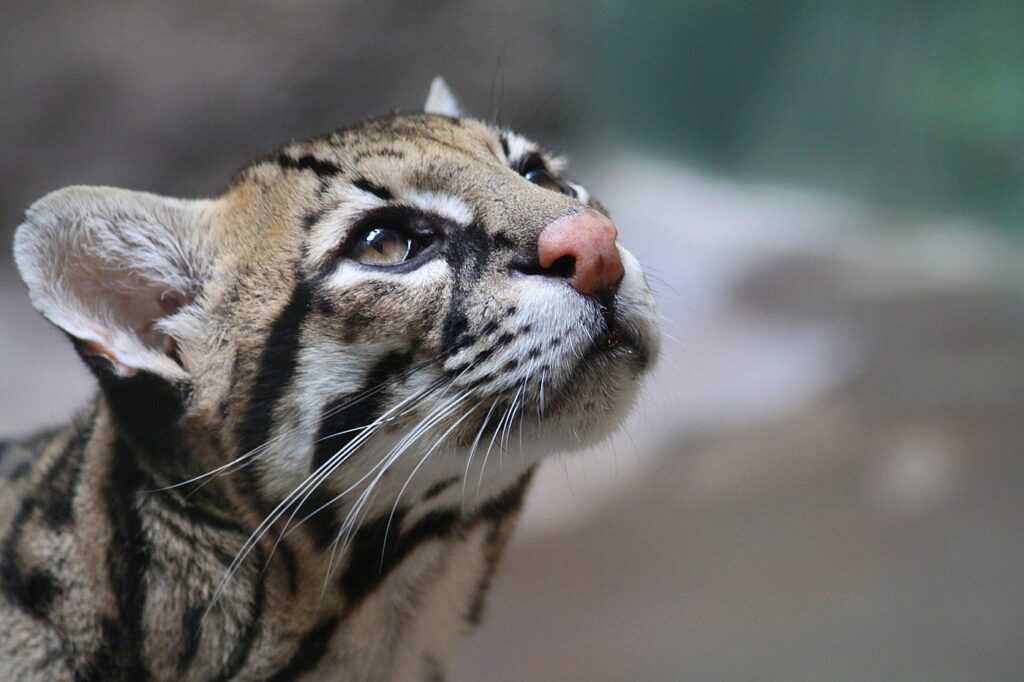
left=13, top=78, right=659, bottom=529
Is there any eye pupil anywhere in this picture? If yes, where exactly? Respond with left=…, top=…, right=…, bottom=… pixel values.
left=349, top=226, right=413, bottom=265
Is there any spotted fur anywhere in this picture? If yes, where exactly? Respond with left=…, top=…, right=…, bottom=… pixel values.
left=2, top=79, right=658, bottom=681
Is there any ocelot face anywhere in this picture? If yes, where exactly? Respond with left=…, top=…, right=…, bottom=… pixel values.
left=14, top=81, right=659, bottom=522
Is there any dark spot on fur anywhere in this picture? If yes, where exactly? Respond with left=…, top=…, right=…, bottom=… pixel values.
left=315, top=294, right=336, bottom=317
left=352, top=177, right=394, bottom=201
left=276, top=152, right=342, bottom=177
left=495, top=332, right=514, bottom=347
left=302, top=210, right=324, bottom=231
left=472, top=346, right=495, bottom=364
left=491, top=231, right=514, bottom=249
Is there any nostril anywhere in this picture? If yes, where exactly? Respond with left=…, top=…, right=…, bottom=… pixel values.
left=512, top=254, right=576, bottom=279
left=547, top=254, right=575, bottom=279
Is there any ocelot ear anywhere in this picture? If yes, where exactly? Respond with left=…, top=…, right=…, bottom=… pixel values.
left=424, top=76, right=462, bottom=117
left=13, top=186, right=214, bottom=386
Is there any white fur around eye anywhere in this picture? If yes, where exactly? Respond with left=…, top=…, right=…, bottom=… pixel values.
left=502, top=133, right=535, bottom=167
left=401, top=191, right=472, bottom=226
left=325, top=258, right=447, bottom=289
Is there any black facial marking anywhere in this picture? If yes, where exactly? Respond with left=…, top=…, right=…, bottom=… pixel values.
left=353, top=177, right=394, bottom=201
left=276, top=152, right=342, bottom=177
left=441, top=311, right=470, bottom=352
left=236, top=279, right=314, bottom=594
left=312, top=348, right=416, bottom=473
left=440, top=220, right=494, bottom=355
left=239, top=279, right=313, bottom=464
left=265, top=617, right=341, bottom=682
left=499, top=134, right=511, bottom=161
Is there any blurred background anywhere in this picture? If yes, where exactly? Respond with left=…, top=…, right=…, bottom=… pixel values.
left=2, top=1, right=1022, bottom=679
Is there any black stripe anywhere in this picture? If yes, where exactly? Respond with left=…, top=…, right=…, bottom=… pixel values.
left=74, top=336, right=187, bottom=458
left=422, top=476, right=459, bottom=502
left=499, top=134, right=511, bottom=161
left=90, top=438, right=151, bottom=680
left=42, top=419, right=94, bottom=529
left=266, top=617, right=340, bottom=682
left=340, top=507, right=460, bottom=608
left=276, top=152, right=342, bottom=177
left=352, top=177, right=394, bottom=201
left=236, top=279, right=314, bottom=594
left=0, top=414, right=97, bottom=619
left=239, top=280, right=313, bottom=462
left=177, top=605, right=203, bottom=675
left=292, top=486, right=343, bottom=553
left=212, top=554, right=266, bottom=682
left=464, top=470, right=534, bottom=625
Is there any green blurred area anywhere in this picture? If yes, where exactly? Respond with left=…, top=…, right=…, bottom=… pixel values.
left=577, top=0, right=1024, bottom=231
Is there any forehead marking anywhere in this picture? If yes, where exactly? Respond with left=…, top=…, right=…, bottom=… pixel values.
left=276, top=151, right=342, bottom=177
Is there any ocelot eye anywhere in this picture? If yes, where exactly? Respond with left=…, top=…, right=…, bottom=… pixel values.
left=348, top=227, right=413, bottom=265
left=521, top=156, right=577, bottom=198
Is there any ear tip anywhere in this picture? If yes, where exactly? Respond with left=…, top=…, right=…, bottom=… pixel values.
left=424, top=76, right=462, bottom=117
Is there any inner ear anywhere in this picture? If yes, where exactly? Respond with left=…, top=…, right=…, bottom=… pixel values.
left=67, top=244, right=191, bottom=358
left=14, top=186, right=212, bottom=382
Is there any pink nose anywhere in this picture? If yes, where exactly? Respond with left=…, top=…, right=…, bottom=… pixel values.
left=537, top=209, right=624, bottom=297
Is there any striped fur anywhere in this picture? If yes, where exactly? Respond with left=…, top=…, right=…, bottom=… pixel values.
left=3, top=82, right=658, bottom=680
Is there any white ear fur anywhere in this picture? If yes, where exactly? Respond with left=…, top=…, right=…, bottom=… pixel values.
left=424, top=76, right=462, bottom=117
left=13, top=186, right=213, bottom=382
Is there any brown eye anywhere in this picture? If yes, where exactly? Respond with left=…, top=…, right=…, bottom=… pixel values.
left=348, top=227, right=412, bottom=265
left=524, top=167, right=577, bottom=198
